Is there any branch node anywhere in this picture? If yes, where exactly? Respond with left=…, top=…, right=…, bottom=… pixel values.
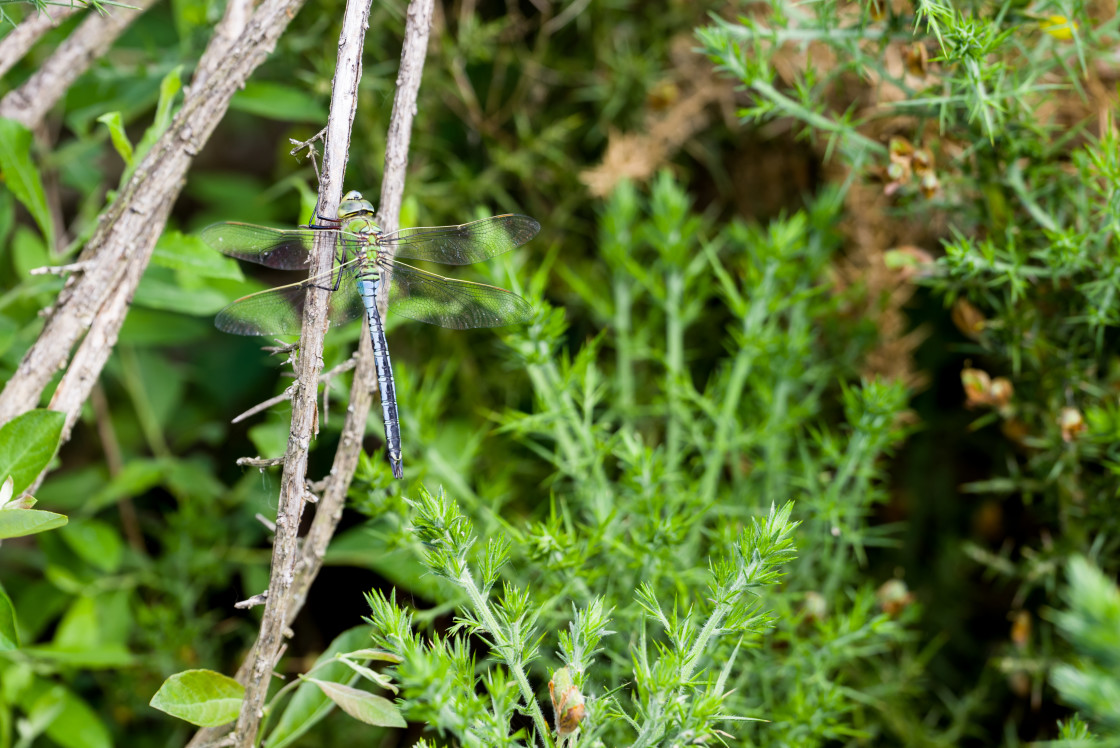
left=236, top=456, right=284, bottom=468
left=235, top=590, right=270, bottom=609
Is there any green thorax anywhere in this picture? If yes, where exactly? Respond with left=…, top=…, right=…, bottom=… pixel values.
left=337, top=190, right=380, bottom=237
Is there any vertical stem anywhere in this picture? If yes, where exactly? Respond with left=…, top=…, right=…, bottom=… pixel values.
left=664, top=270, right=683, bottom=468
left=613, top=274, right=634, bottom=418
left=458, top=570, right=556, bottom=748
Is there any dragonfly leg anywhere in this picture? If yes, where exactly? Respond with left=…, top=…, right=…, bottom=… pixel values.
left=306, top=217, right=341, bottom=230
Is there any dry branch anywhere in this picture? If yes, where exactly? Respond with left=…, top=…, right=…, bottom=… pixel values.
left=0, top=0, right=158, bottom=128
left=289, top=0, right=435, bottom=623
left=0, top=0, right=309, bottom=441
left=220, top=0, right=371, bottom=739
left=0, top=2, right=84, bottom=79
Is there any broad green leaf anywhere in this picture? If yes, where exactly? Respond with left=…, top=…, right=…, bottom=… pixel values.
left=150, top=669, right=244, bottom=727
left=0, top=118, right=55, bottom=249
left=134, top=265, right=234, bottom=315
left=21, top=645, right=134, bottom=669
left=120, top=308, right=211, bottom=345
left=248, top=421, right=289, bottom=458
left=11, top=224, right=49, bottom=279
left=336, top=657, right=397, bottom=692
left=0, top=187, right=14, bottom=254
left=52, top=595, right=99, bottom=650
left=342, top=649, right=403, bottom=663
left=59, top=519, right=123, bottom=572
left=9, top=580, right=68, bottom=643
left=0, top=313, right=19, bottom=359
left=0, top=508, right=67, bottom=539
left=306, top=679, right=406, bottom=728
left=267, top=626, right=374, bottom=748
left=96, top=111, right=134, bottom=166
left=20, top=680, right=113, bottom=748
left=153, top=231, right=244, bottom=279
left=0, top=409, right=65, bottom=494
left=230, top=82, right=327, bottom=123
left=0, top=583, right=18, bottom=650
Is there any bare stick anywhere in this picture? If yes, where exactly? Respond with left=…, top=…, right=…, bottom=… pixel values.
left=377, top=0, right=435, bottom=273
left=186, top=3, right=433, bottom=744
left=0, top=2, right=84, bottom=79
left=29, top=261, right=92, bottom=276
left=237, top=457, right=285, bottom=468
left=226, top=0, right=370, bottom=741
left=286, top=0, right=435, bottom=648
left=230, top=356, right=356, bottom=424
left=235, top=591, right=270, bottom=609
left=0, top=0, right=158, bottom=129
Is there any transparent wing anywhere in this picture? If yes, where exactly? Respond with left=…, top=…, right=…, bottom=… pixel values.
left=378, top=214, right=540, bottom=266
left=201, top=222, right=362, bottom=270
left=215, top=261, right=364, bottom=336
left=383, top=259, right=534, bottom=329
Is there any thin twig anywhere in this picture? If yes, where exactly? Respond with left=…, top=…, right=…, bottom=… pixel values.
left=0, top=2, right=84, bottom=78
left=0, top=0, right=310, bottom=443
left=290, top=128, right=327, bottom=182
left=285, top=0, right=435, bottom=663
left=377, top=0, right=435, bottom=250
left=235, top=591, right=270, bottom=609
left=226, top=0, right=370, bottom=739
left=230, top=354, right=355, bottom=424
left=28, top=260, right=93, bottom=276
left=237, top=457, right=285, bottom=469
left=232, top=386, right=297, bottom=424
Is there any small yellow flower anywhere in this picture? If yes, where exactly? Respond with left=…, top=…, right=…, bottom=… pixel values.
left=1039, top=15, right=1078, bottom=41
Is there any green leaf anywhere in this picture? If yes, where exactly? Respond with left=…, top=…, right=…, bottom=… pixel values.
left=341, top=649, right=403, bottom=663
left=44, top=688, right=112, bottom=748
left=153, top=230, right=244, bottom=279
left=0, top=583, right=18, bottom=650
left=11, top=224, right=49, bottom=279
left=230, top=82, right=328, bottom=123
left=134, top=265, right=235, bottom=315
left=96, top=111, right=134, bottom=167
left=306, top=679, right=406, bottom=728
left=0, top=118, right=55, bottom=249
left=268, top=626, right=375, bottom=748
left=0, top=508, right=68, bottom=539
left=51, top=596, right=103, bottom=651
left=120, top=308, right=212, bottom=345
left=0, top=186, right=14, bottom=253
left=22, top=645, right=134, bottom=669
left=248, top=420, right=289, bottom=458
left=133, top=66, right=182, bottom=165
left=150, top=669, right=245, bottom=727
left=59, top=519, right=123, bottom=573
left=16, top=679, right=113, bottom=748
left=0, top=409, right=65, bottom=494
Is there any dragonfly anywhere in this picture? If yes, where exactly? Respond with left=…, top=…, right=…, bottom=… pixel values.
left=201, top=190, right=539, bottom=479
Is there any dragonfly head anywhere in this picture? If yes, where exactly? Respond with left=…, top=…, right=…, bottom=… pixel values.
left=338, top=191, right=377, bottom=221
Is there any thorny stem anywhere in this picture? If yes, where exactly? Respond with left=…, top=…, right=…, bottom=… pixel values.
left=457, top=568, right=556, bottom=748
